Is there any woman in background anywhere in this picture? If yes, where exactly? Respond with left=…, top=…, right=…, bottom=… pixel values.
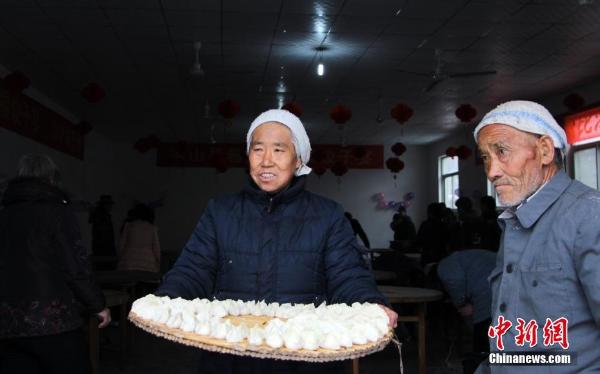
left=0, top=154, right=110, bottom=374
left=117, top=203, right=161, bottom=273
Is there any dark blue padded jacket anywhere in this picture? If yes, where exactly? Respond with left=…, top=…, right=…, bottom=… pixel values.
left=156, top=175, right=386, bottom=306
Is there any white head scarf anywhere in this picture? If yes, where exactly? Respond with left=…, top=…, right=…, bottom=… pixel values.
left=473, top=100, right=567, bottom=150
left=246, top=109, right=312, bottom=176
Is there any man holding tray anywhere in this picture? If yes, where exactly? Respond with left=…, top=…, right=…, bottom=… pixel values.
left=156, top=109, right=397, bottom=374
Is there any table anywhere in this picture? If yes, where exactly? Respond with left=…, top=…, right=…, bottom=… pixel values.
left=95, top=270, right=161, bottom=298
left=89, top=289, right=130, bottom=374
left=403, top=252, right=422, bottom=262
left=378, top=286, right=443, bottom=374
left=373, top=270, right=396, bottom=282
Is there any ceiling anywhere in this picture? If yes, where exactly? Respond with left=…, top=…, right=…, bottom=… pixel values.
left=1, top=0, right=600, bottom=147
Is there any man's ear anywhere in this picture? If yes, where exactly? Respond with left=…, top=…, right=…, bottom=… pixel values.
left=296, top=158, right=302, bottom=170
left=538, top=135, right=555, bottom=166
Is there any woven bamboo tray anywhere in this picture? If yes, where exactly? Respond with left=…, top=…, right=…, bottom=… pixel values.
left=129, top=311, right=393, bottom=362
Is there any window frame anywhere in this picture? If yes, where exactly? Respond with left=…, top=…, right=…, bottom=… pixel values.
left=438, top=155, right=459, bottom=209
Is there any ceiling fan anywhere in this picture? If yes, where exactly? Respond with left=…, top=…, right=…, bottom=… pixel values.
left=396, top=49, right=496, bottom=93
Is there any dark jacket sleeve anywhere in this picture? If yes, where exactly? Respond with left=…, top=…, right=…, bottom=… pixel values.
left=155, top=200, right=219, bottom=299
left=325, top=205, right=388, bottom=306
left=55, top=206, right=105, bottom=313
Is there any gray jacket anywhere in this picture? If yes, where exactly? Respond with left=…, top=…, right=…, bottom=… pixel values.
left=438, top=249, right=496, bottom=324
left=482, top=171, right=600, bottom=373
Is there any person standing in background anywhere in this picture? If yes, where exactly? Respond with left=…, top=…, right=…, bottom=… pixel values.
left=89, top=194, right=116, bottom=268
left=0, top=154, right=110, bottom=374
left=118, top=203, right=161, bottom=273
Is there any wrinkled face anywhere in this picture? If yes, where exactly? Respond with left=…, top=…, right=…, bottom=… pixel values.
left=477, top=124, right=545, bottom=206
left=249, top=122, right=301, bottom=193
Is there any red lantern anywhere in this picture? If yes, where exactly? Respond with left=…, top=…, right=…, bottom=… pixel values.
left=456, top=145, right=472, bottom=160
left=330, top=161, right=348, bottom=177
left=330, top=104, right=352, bottom=124
left=390, top=103, right=413, bottom=124
left=391, top=142, right=407, bottom=156
left=455, top=104, right=477, bottom=123
left=563, top=93, right=585, bottom=111
left=446, top=146, right=458, bottom=158
left=76, top=121, right=93, bottom=135
left=282, top=101, right=303, bottom=117
left=311, top=163, right=327, bottom=177
left=3, top=71, right=30, bottom=94
left=386, top=157, right=405, bottom=173
left=218, top=99, right=241, bottom=119
left=81, top=82, right=106, bottom=103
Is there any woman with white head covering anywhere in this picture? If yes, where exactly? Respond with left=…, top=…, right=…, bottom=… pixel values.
left=156, top=109, right=396, bottom=374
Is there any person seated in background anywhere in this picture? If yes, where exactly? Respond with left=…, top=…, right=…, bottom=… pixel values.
left=437, top=249, right=496, bottom=373
left=389, top=205, right=416, bottom=251
left=155, top=109, right=397, bottom=374
left=455, top=197, right=484, bottom=249
left=416, top=202, right=448, bottom=265
left=478, top=196, right=501, bottom=252
left=117, top=203, right=161, bottom=273
left=344, top=211, right=371, bottom=249
left=0, top=154, right=110, bottom=374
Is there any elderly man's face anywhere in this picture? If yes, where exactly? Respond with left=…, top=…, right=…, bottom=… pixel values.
left=477, top=124, right=546, bottom=206
left=249, top=122, right=301, bottom=193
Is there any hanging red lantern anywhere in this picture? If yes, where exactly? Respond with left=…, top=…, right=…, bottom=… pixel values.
left=76, top=121, right=93, bottom=135
left=330, top=160, right=348, bottom=177
left=455, top=104, right=477, bottom=123
left=386, top=157, right=405, bottom=173
left=391, top=142, right=407, bottom=156
left=81, top=82, right=106, bottom=103
left=218, top=99, right=241, bottom=119
left=3, top=71, right=30, bottom=94
left=456, top=145, right=472, bottom=160
left=330, top=104, right=352, bottom=124
left=351, top=146, right=367, bottom=159
left=390, top=103, right=413, bottom=124
left=311, top=163, right=327, bottom=177
left=446, top=146, right=458, bottom=158
left=282, top=101, right=303, bottom=117
left=563, top=93, right=585, bottom=111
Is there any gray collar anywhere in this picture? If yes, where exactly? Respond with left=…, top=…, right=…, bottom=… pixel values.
left=503, top=171, right=571, bottom=229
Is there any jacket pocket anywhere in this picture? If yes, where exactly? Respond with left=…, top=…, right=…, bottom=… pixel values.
left=519, top=263, right=568, bottom=320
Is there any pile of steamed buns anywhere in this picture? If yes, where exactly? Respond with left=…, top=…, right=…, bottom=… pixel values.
left=131, top=295, right=390, bottom=351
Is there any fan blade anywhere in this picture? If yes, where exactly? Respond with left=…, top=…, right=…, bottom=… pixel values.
left=395, top=69, right=432, bottom=78
left=448, top=70, right=497, bottom=78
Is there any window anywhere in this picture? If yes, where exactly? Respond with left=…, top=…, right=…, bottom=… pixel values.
left=439, top=155, right=459, bottom=209
left=573, top=146, right=599, bottom=190
left=487, top=180, right=501, bottom=206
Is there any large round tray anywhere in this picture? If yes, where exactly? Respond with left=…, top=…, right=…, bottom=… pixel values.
left=129, top=311, right=393, bottom=362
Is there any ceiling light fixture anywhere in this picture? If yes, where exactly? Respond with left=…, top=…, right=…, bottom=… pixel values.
left=316, top=46, right=327, bottom=77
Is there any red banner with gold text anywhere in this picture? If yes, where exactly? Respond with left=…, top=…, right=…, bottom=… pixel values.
left=0, top=79, right=84, bottom=159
